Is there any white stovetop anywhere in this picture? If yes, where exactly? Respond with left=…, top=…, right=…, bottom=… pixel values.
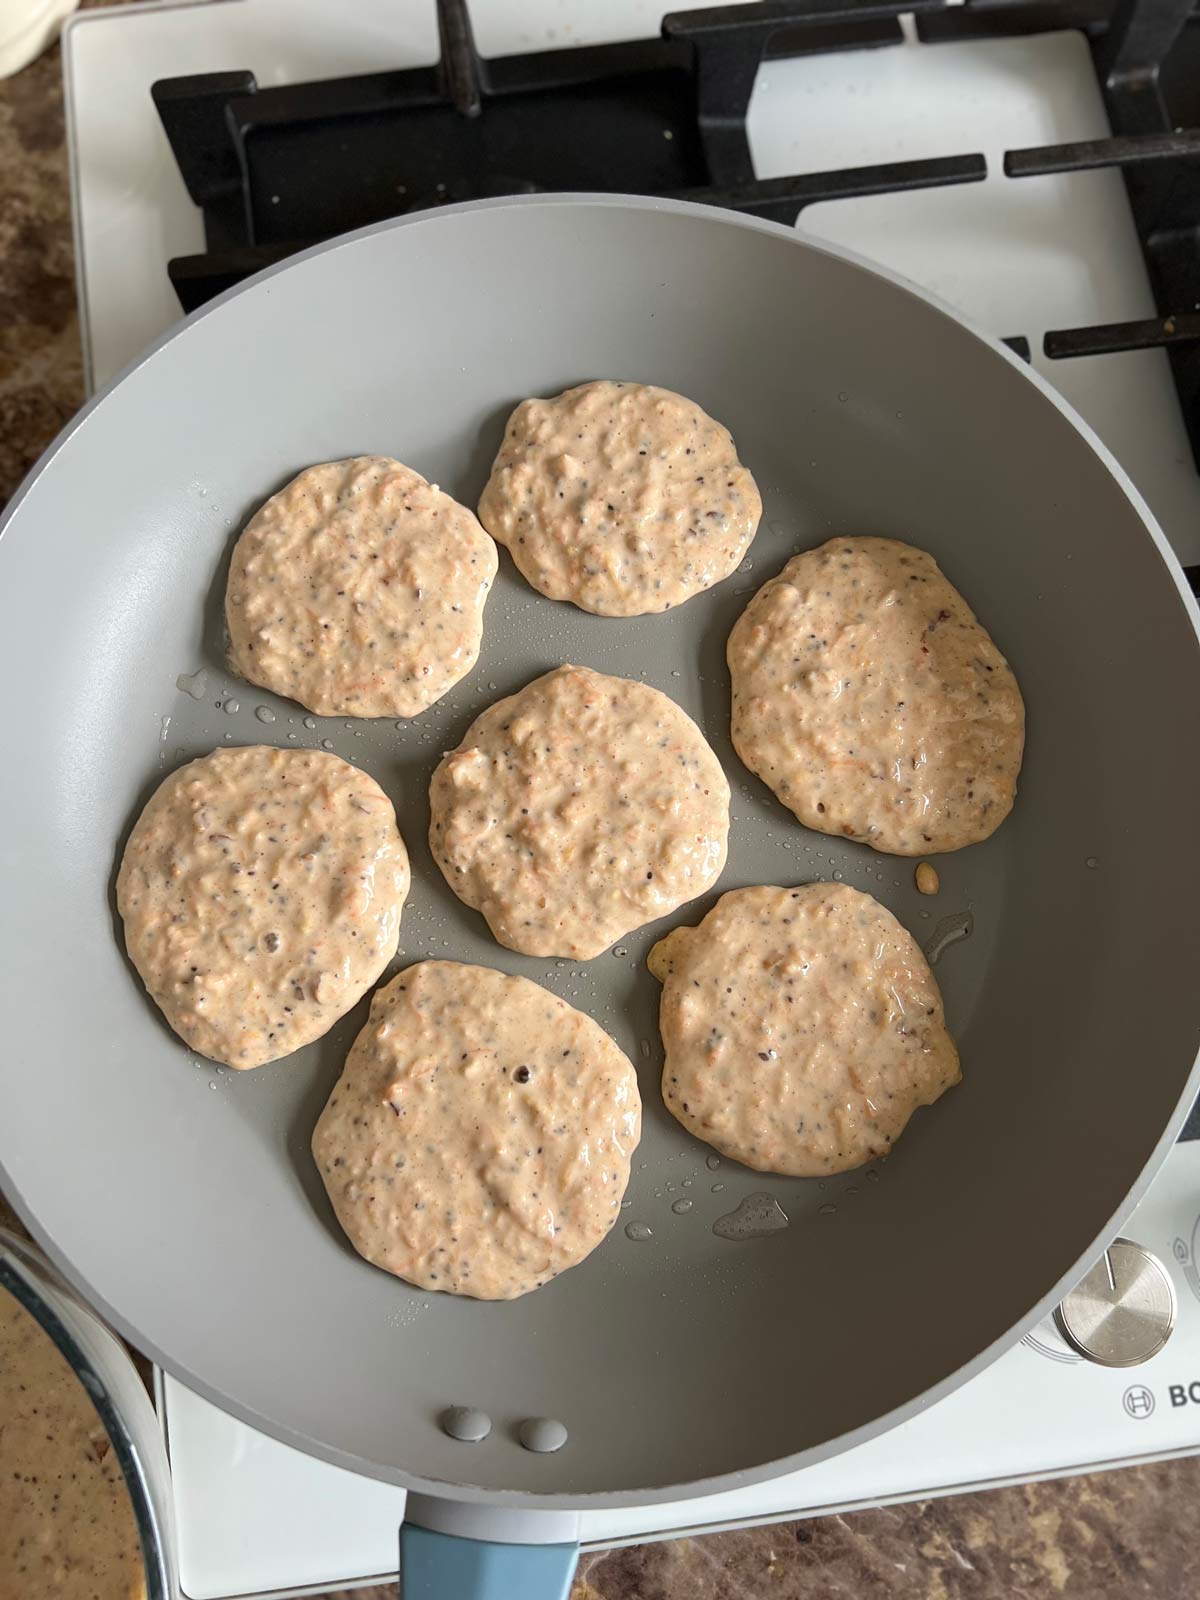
left=64, top=4, right=1200, bottom=1596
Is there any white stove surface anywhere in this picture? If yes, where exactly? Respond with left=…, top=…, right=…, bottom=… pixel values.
left=63, top=3, right=1200, bottom=1596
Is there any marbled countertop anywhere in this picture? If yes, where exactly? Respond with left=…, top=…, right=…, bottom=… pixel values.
left=3, top=23, right=1199, bottom=1600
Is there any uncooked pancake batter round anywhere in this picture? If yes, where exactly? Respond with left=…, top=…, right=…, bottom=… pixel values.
left=478, top=380, right=761, bottom=616
left=312, top=961, right=642, bottom=1299
left=429, top=664, right=730, bottom=958
left=226, top=456, right=497, bottom=718
left=0, top=1287, right=145, bottom=1600
left=649, top=882, right=960, bottom=1176
left=117, top=745, right=409, bottom=1069
left=728, top=537, right=1025, bottom=855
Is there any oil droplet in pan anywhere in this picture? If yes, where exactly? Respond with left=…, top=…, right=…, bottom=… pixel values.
left=625, top=1222, right=653, bottom=1242
left=712, top=1194, right=789, bottom=1241
left=176, top=668, right=209, bottom=700
left=923, top=910, right=974, bottom=967
left=671, top=1198, right=693, bottom=1214
left=255, top=705, right=276, bottom=724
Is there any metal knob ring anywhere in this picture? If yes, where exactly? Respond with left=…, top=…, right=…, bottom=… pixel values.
left=1054, top=1238, right=1176, bottom=1368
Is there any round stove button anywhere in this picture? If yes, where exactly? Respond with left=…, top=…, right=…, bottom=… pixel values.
left=1055, top=1239, right=1176, bottom=1368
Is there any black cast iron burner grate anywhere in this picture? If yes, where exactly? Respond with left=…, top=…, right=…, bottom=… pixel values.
left=151, top=0, right=994, bottom=305
left=153, top=0, right=1200, bottom=573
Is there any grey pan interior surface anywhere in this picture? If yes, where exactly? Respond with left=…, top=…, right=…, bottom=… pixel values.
left=1, top=195, right=1200, bottom=1508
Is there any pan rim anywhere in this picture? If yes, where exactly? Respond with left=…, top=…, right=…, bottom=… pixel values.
left=2, top=190, right=1199, bottom=1509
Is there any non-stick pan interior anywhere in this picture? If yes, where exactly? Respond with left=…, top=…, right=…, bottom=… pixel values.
left=1, top=197, right=1198, bottom=1503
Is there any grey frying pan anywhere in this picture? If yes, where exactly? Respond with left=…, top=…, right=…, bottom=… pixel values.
left=2, top=195, right=1199, bottom=1598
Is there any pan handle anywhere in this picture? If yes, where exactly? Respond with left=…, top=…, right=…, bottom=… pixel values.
left=400, top=1495, right=580, bottom=1599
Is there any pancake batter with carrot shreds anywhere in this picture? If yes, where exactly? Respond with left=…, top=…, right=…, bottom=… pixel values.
left=478, top=381, right=761, bottom=616
left=728, top=537, right=1025, bottom=855
left=312, top=961, right=641, bottom=1299
left=226, top=456, right=497, bottom=718
left=650, top=882, right=960, bottom=1176
left=428, top=665, right=729, bottom=959
left=117, top=745, right=409, bottom=1068
left=0, top=1287, right=145, bottom=1600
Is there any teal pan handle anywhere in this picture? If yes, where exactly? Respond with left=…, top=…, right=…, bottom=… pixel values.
left=399, top=1525, right=580, bottom=1599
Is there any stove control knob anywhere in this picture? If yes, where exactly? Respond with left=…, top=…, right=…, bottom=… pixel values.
left=1054, top=1238, right=1176, bottom=1367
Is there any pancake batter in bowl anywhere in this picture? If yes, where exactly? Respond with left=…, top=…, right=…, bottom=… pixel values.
left=312, top=961, right=642, bottom=1300
left=226, top=456, right=497, bottom=718
left=478, top=380, right=761, bottom=616
left=728, top=537, right=1025, bottom=855
left=649, top=882, right=960, bottom=1176
left=428, top=664, right=730, bottom=958
left=117, top=745, right=409, bottom=1069
left=0, top=1288, right=145, bottom=1600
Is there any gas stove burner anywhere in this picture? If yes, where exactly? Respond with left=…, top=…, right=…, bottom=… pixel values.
left=151, top=0, right=995, bottom=311
left=151, top=0, right=1200, bottom=574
